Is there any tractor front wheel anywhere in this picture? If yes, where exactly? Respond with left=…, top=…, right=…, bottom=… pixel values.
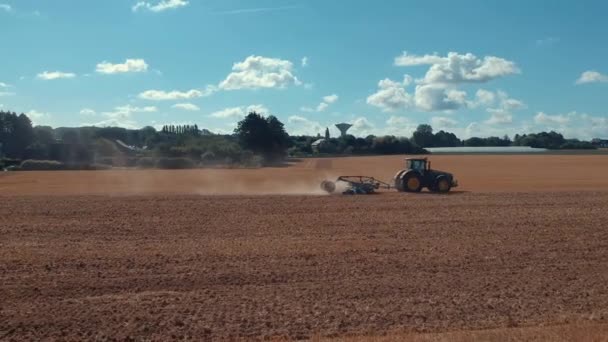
left=434, top=177, right=452, bottom=193
left=402, top=174, right=423, bottom=193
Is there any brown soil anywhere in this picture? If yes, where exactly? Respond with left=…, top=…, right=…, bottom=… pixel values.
left=2, top=154, right=608, bottom=196
left=1, top=155, right=608, bottom=340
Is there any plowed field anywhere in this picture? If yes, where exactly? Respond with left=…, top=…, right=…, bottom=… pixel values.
left=1, top=155, right=608, bottom=340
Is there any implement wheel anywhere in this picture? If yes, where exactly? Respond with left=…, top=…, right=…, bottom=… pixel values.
left=320, top=180, right=336, bottom=193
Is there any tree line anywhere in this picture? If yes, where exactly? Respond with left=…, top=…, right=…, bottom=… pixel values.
left=0, top=109, right=598, bottom=170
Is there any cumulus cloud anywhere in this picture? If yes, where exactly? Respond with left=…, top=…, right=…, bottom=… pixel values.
left=132, top=0, right=189, bottom=12
left=323, top=94, right=339, bottom=104
left=0, top=82, right=13, bottom=96
left=414, top=84, right=467, bottom=112
left=172, top=103, right=200, bottom=111
left=138, top=88, right=210, bottom=100
left=533, top=112, right=608, bottom=140
left=366, top=77, right=413, bottom=112
left=534, top=112, right=570, bottom=125
left=0, top=4, right=11, bottom=12
left=474, top=89, right=496, bottom=107
left=431, top=116, right=458, bottom=128
left=80, top=108, right=96, bottom=116
left=536, top=37, right=560, bottom=47
left=219, top=55, right=300, bottom=90
left=418, top=52, right=520, bottom=85
left=394, top=52, right=445, bottom=66
left=96, top=59, right=148, bottom=74
left=26, top=110, right=52, bottom=125
left=209, top=104, right=269, bottom=118
left=301, top=57, right=308, bottom=67
left=286, top=115, right=324, bottom=136
left=479, top=90, right=525, bottom=125
left=485, top=109, right=513, bottom=125
left=37, top=71, right=76, bottom=80
left=87, top=105, right=156, bottom=128
left=576, top=71, right=608, bottom=84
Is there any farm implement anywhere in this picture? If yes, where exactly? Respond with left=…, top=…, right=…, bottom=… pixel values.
left=320, top=157, right=459, bottom=195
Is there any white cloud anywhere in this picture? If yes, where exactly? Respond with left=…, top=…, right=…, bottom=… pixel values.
left=316, top=102, right=329, bottom=112
left=0, top=91, right=14, bottom=97
left=0, top=82, right=10, bottom=88
left=414, top=84, right=467, bottom=112
left=301, top=56, right=308, bottom=67
left=536, top=37, right=560, bottom=47
left=26, top=110, right=52, bottom=126
left=350, top=117, right=374, bottom=135
left=96, top=59, right=148, bottom=74
left=0, top=4, right=11, bottom=12
left=172, top=103, right=200, bottom=111
left=88, top=105, right=156, bottom=128
left=219, top=55, right=300, bottom=90
left=485, top=109, right=513, bottom=125
left=303, top=94, right=339, bottom=113
left=431, top=116, right=458, bottom=128
left=80, top=108, right=96, bottom=116
left=366, top=77, right=413, bottom=112
left=533, top=112, right=608, bottom=140
left=132, top=0, right=189, bottom=12
left=576, top=71, right=608, bottom=84
left=138, top=89, right=208, bottom=100
left=323, top=94, right=338, bottom=104
left=394, top=52, right=445, bottom=66
left=474, top=89, right=496, bottom=107
left=419, top=52, right=520, bottom=85
left=385, top=116, right=418, bottom=137
left=37, top=71, right=76, bottom=80
left=480, top=90, right=525, bottom=125
left=210, top=104, right=268, bottom=119
left=534, top=112, right=570, bottom=125
left=286, top=115, right=324, bottom=136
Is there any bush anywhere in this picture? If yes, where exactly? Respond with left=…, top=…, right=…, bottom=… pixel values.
left=155, top=157, right=196, bottom=169
left=560, top=141, right=597, bottom=150
left=0, top=158, right=22, bottom=169
left=137, top=157, right=157, bottom=169
left=19, top=159, right=66, bottom=171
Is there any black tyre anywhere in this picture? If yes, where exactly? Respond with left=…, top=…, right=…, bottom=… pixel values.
left=435, top=176, right=452, bottom=193
left=402, top=173, right=423, bottom=193
left=321, top=180, right=336, bottom=193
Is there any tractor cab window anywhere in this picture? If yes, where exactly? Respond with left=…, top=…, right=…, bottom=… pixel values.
left=407, top=159, right=426, bottom=171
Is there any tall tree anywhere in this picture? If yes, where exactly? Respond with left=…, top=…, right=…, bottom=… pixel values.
left=234, top=112, right=290, bottom=162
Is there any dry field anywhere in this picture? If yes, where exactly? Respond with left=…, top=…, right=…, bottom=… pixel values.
left=1, top=155, right=608, bottom=340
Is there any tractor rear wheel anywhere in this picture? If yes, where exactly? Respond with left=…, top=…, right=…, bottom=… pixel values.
left=435, top=177, right=452, bottom=193
left=402, top=173, right=423, bottom=192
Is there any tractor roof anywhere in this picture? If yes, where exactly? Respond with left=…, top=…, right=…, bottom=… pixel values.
left=405, top=157, right=428, bottom=161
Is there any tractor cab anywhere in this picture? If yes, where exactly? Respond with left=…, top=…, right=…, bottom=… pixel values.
left=405, top=158, right=430, bottom=172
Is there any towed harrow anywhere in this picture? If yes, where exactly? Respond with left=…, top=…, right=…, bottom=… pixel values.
left=320, top=176, right=392, bottom=195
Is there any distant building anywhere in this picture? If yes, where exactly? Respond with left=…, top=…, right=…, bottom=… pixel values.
left=311, top=138, right=326, bottom=153
left=592, top=138, right=608, bottom=148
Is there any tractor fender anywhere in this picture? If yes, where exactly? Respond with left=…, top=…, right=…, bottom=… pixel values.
left=400, top=170, right=422, bottom=180
left=393, top=169, right=407, bottom=190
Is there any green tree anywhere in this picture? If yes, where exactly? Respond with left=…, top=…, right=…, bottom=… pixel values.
left=234, top=112, right=290, bottom=162
left=412, top=124, right=435, bottom=148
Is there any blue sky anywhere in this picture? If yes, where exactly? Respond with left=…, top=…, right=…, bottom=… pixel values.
left=1, top=0, right=607, bottom=139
